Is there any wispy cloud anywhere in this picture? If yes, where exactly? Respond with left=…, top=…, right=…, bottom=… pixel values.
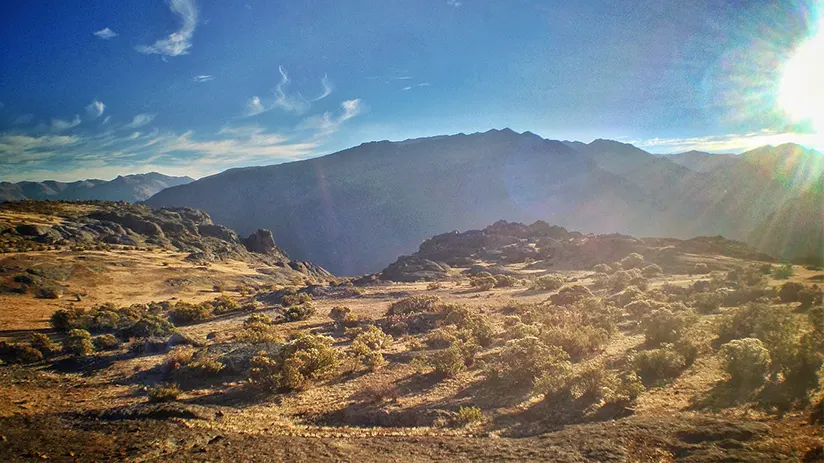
left=125, top=113, right=156, bottom=129
left=51, top=115, right=81, bottom=132
left=402, top=82, right=430, bottom=91
left=193, top=74, right=214, bottom=83
left=311, top=74, right=334, bottom=102
left=245, top=66, right=334, bottom=116
left=93, top=27, right=118, bottom=39
left=135, top=0, right=198, bottom=57
left=447, top=0, right=462, bottom=7
left=298, top=99, right=364, bottom=136
left=637, top=130, right=824, bottom=153
left=84, top=100, right=106, bottom=119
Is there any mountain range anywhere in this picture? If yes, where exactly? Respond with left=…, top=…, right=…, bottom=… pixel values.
left=0, top=172, right=194, bottom=203
left=143, top=129, right=823, bottom=275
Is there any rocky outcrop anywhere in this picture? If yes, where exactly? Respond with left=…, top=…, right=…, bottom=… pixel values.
left=380, top=256, right=451, bottom=282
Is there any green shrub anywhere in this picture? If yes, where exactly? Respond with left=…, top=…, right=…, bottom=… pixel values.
left=328, top=306, right=351, bottom=324
left=719, top=338, right=771, bottom=387
left=165, top=346, right=195, bottom=370
left=244, top=313, right=274, bottom=328
left=209, top=295, right=240, bottom=315
left=118, top=315, right=176, bottom=339
left=50, top=306, right=89, bottom=332
left=621, top=253, right=645, bottom=270
left=92, top=334, right=120, bottom=351
left=283, top=305, right=315, bottom=322
left=609, top=286, right=644, bottom=308
left=352, top=325, right=393, bottom=350
left=429, top=341, right=477, bottom=378
left=625, top=300, right=653, bottom=320
left=442, top=305, right=495, bottom=347
left=28, top=333, right=60, bottom=357
left=693, top=292, right=723, bottom=314
left=280, top=292, right=312, bottom=307
left=778, top=282, right=805, bottom=303
left=642, top=308, right=694, bottom=346
left=773, top=264, right=794, bottom=280
left=188, top=356, right=224, bottom=377
left=493, top=274, right=518, bottom=288
left=717, top=303, right=797, bottom=368
left=169, top=302, right=212, bottom=325
left=455, top=406, right=484, bottom=426
left=63, top=329, right=94, bottom=356
left=541, top=325, right=609, bottom=361
left=237, top=320, right=283, bottom=344
left=470, top=275, right=496, bottom=291
left=249, top=333, right=340, bottom=391
left=486, top=337, right=570, bottom=386
left=427, top=282, right=443, bottom=290
left=799, top=286, right=823, bottom=309
left=633, top=347, right=687, bottom=384
left=531, top=275, right=565, bottom=291
left=387, top=295, right=443, bottom=316
left=148, top=384, right=180, bottom=403
left=0, top=341, right=44, bottom=364
left=505, top=322, right=542, bottom=340
left=693, top=263, right=710, bottom=274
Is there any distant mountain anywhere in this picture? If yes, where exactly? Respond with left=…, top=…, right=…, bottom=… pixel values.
left=661, top=150, right=738, bottom=172
left=146, top=130, right=824, bottom=274
left=0, top=173, right=194, bottom=203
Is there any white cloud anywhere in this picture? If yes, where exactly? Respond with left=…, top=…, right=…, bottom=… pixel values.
left=93, top=27, right=118, bottom=39
left=311, top=74, right=334, bottom=102
left=273, top=66, right=310, bottom=113
left=447, top=0, right=462, bottom=6
left=85, top=100, right=106, bottom=119
left=298, top=99, right=364, bottom=136
left=101, top=116, right=112, bottom=125
left=135, top=0, right=198, bottom=57
left=193, top=74, right=214, bottom=83
left=125, top=113, right=156, bottom=129
left=246, top=96, right=265, bottom=116
left=51, top=115, right=81, bottom=132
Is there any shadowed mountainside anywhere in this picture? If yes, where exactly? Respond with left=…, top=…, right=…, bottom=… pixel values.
left=146, top=129, right=823, bottom=274
left=0, top=172, right=194, bottom=203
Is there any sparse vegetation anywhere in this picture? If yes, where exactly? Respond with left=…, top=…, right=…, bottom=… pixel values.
left=63, top=329, right=94, bottom=356
left=530, top=274, right=565, bottom=291
left=249, top=333, right=340, bottom=391
left=719, top=338, right=771, bottom=387
left=148, top=384, right=181, bottom=403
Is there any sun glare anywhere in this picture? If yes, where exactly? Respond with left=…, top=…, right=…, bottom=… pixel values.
left=779, top=20, right=824, bottom=132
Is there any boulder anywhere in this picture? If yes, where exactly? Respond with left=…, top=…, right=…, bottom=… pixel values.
left=380, top=256, right=451, bottom=282
left=243, top=229, right=278, bottom=254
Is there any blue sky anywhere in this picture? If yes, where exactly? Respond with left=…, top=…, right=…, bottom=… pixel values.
left=0, top=0, right=822, bottom=181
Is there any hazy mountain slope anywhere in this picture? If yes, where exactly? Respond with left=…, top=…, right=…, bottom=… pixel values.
left=0, top=173, right=194, bottom=203
left=662, top=150, right=738, bottom=172
left=147, top=131, right=824, bottom=273
left=148, top=130, right=668, bottom=275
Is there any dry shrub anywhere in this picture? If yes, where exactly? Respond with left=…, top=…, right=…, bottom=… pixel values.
left=426, top=282, right=443, bottom=290
left=283, top=305, right=315, bottom=322
left=0, top=341, right=44, bottom=364
left=621, top=253, right=645, bottom=270
left=188, top=356, right=224, bottom=377
left=541, top=325, right=609, bottom=361
left=148, top=384, right=180, bottom=403
left=493, top=274, right=518, bottom=288
left=92, top=334, right=120, bottom=351
left=165, top=346, right=195, bottom=370
left=592, top=263, right=612, bottom=274
left=693, top=263, right=710, bottom=274
left=609, top=286, right=644, bottom=308
left=540, top=362, right=645, bottom=405
left=169, top=302, right=212, bottom=325
left=693, top=291, right=723, bottom=314
left=352, top=325, right=393, bottom=350
left=63, top=329, right=94, bottom=356
left=361, top=379, right=399, bottom=403
left=237, top=320, right=283, bottom=344
left=249, top=333, right=340, bottom=391
left=28, top=333, right=60, bottom=357
left=429, top=340, right=477, bottom=378
left=642, top=308, right=695, bottom=346
left=208, top=295, right=241, bottom=315
left=506, top=322, right=541, bottom=340
left=633, top=347, right=687, bottom=384
left=485, top=337, right=570, bottom=386
left=455, top=406, right=484, bottom=426
left=387, top=295, right=443, bottom=316
left=470, top=275, right=496, bottom=291
left=280, top=292, right=313, bottom=307
left=442, top=305, right=495, bottom=347
left=550, top=285, right=594, bottom=306
left=625, top=300, right=653, bottom=320
left=641, top=264, right=663, bottom=277
left=329, top=306, right=351, bottom=323
left=531, top=274, right=565, bottom=291
left=719, top=338, right=771, bottom=387
left=718, top=303, right=797, bottom=369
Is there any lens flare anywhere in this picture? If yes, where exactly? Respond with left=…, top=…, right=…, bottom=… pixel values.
left=779, top=18, right=824, bottom=132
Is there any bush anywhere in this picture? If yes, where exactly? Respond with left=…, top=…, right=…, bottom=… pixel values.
left=328, top=306, right=351, bottom=323
left=531, top=275, right=565, bottom=291
left=625, top=300, right=653, bottom=320
left=209, top=295, right=240, bottom=315
left=717, top=303, right=797, bottom=370
left=773, top=264, right=794, bottom=280
left=387, top=295, right=443, bottom=316
left=443, top=305, right=495, bottom=347
left=506, top=322, right=541, bottom=340
left=237, top=320, right=283, bottom=344
left=609, top=286, right=644, bottom=308
left=493, top=274, right=518, bottom=288
left=352, top=325, right=393, bottom=351
left=592, top=263, right=612, bottom=274
left=470, top=275, right=496, bottom=291
left=28, top=333, right=60, bottom=357
left=642, top=308, right=694, bottom=346
left=621, top=253, right=645, bottom=270
left=92, top=334, right=120, bottom=351
left=549, top=285, right=594, bottom=306
left=541, top=325, right=609, bottom=361
left=719, top=338, right=771, bottom=387
left=799, top=286, right=823, bottom=309
left=641, top=264, right=663, bottom=277
left=244, top=313, right=274, bottom=328
left=426, top=282, right=443, bottom=290
left=283, top=305, right=315, bottom=322
left=429, top=341, right=477, bottom=378
left=118, top=315, right=176, bottom=340
left=148, top=384, right=180, bottom=403
left=455, top=406, right=484, bottom=426
left=778, top=282, right=805, bottom=303
left=280, top=292, right=312, bottom=307
left=63, top=329, right=94, bottom=356
left=249, top=333, right=340, bottom=391
left=693, top=263, right=710, bottom=274
left=634, top=348, right=687, bottom=384
left=0, top=341, right=44, bottom=364
left=169, top=302, right=213, bottom=325
left=50, top=306, right=89, bottom=332
left=165, top=346, right=195, bottom=370
left=188, top=356, right=224, bottom=377
left=486, top=337, right=570, bottom=386
left=693, top=292, right=723, bottom=314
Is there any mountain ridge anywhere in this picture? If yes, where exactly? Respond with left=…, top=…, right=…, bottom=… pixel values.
left=0, top=172, right=194, bottom=204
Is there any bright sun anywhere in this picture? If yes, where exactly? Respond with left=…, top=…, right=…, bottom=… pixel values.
left=778, top=23, right=824, bottom=132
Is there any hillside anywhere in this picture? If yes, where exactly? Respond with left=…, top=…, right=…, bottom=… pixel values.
left=0, top=217, right=821, bottom=461
left=146, top=130, right=824, bottom=274
left=0, top=172, right=194, bottom=203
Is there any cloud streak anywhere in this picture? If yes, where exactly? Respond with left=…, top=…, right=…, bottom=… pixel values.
left=93, top=27, right=118, bottom=39
left=135, top=0, right=198, bottom=57
left=246, top=66, right=334, bottom=116
left=193, top=74, right=214, bottom=83
left=638, top=130, right=824, bottom=153
left=298, top=99, right=364, bottom=136
left=51, top=115, right=81, bottom=132
left=125, top=113, right=156, bottom=129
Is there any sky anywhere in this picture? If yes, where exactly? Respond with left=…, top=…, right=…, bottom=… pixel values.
left=0, top=0, right=822, bottom=182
